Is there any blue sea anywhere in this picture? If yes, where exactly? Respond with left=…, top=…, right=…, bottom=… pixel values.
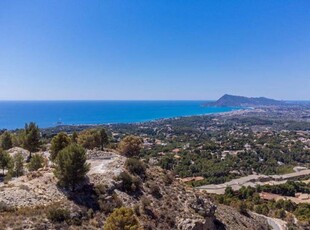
left=0, top=101, right=242, bottom=130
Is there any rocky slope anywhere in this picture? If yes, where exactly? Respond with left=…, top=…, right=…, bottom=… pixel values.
left=0, top=149, right=270, bottom=230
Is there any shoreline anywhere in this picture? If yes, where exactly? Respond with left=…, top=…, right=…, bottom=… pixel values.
left=4, top=107, right=249, bottom=131
left=40, top=107, right=249, bottom=131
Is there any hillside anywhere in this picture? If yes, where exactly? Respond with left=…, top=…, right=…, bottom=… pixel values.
left=205, top=94, right=285, bottom=107
left=0, top=149, right=269, bottom=230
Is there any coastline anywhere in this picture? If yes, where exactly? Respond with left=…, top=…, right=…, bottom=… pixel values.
left=39, top=107, right=248, bottom=131
left=0, top=101, right=248, bottom=130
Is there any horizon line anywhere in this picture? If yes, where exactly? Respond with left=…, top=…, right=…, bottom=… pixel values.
left=0, top=99, right=309, bottom=102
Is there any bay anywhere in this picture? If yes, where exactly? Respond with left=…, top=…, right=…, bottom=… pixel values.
left=0, top=101, right=242, bottom=129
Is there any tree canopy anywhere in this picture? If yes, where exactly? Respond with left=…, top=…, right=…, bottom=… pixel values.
left=99, top=128, right=109, bottom=150
left=77, top=129, right=101, bottom=149
left=28, top=154, right=45, bottom=171
left=50, top=132, right=71, bottom=161
left=118, top=135, right=142, bottom=157
left=0, top=149, right=12, bottom=175
left=23, top=122, right=41, bottom=154
left=1, top=131, right=13, bottom=150
left=54, top=144, right=90, bottom=191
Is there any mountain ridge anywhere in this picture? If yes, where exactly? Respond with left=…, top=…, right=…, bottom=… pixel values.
left=205, top=94, right=286, bottom=107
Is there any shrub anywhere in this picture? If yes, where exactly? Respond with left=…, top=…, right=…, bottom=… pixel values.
left=104, top=207, right=139, bottom=230
left=275, top=208, right=286, bottom=219
left=28, top=154, right=45, bottom=171
left=77, top=129, right=101, bottom=149
left=140, top=196, right=151, bottom=210
left=47, top=208, right=70, bottom=223
left=163, top=173, right=174, bottom=185
left=117, top=172, right=141, bottom=193
left=224, top=186, right=234, bottom=198
left=294, top=203, right=310, bottom=222
left=95, top=184, right=123, bottom=214
left=159, top=156, right=174, bottom=170
left=237, top=201, right=248, bottom=216
left=125, top=158, right=146, bottom=177
left=19, top=184, right=30, bottom=191
left=118, top=136, right=142, bottom=157
left=149, top=183, right=161, bottom=198
left=0, top=201, right=14, bottom=212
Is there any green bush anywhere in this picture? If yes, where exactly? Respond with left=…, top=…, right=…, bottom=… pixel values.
left=28, top=154, right=45, bottom=171
left=77, top=129, right=101, bottom=149
left=125, top=158, right=146, bottom=177
left=294, top=203, right=310, bottom=222
left=118, top=135, right=142, bottom=157
left=237, top=201, right=248, bottom=216
left=104, top=207, right=139, bottom=230
left=117, top=172, right=141, bottom=193
left=47, top=208, right=70, bottom=223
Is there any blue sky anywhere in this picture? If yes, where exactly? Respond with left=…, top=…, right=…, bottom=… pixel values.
left=0, top=0, right=310, bottom=100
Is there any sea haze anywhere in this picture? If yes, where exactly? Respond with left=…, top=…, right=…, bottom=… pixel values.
left=0, top=101, right=242, bottom=130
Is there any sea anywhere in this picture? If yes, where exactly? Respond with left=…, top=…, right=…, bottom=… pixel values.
left=0, top=101, right=243, bottom=130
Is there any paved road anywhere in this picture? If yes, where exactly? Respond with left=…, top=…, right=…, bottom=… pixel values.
left=196, top=169, right=310, bottom=194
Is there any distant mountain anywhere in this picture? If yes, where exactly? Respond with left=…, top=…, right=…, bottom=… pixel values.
left=205, top=94, right=286, bottom=107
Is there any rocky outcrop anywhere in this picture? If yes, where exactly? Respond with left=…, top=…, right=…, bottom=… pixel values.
left=0, top=169, right=66, bottom=208
left=215, top=204, right=269, bottom=230
left=6, top=147, right=30, bottom=161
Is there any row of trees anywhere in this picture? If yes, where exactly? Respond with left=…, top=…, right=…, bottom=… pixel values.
left=50, top=128, right=109, bottom=161
left=1, top=122, right=143, bottom=191
left=1, top=123, right=142, bottom=159
left=1, top=123, right=110, bottom=159
left=0, top=122, right=41, bottom=155
left=216, top=185, right=310, bottom=223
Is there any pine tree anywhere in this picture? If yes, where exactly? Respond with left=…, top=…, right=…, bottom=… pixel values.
left=99, top=128, right=109, bottom=150
left=13, top=152, right=24, bottom=177
left=1, top=131, right=13, bottom=150
left=23, top=122, right=41, bottom=159
left=54, top=144, right=90, bottom=191
left=0, top=149, right=13, bottom=175
left=50, top=132, right=71, bottom=161
left=28, top=154, right=45, bottom=171
left=71, top=131, right=78, bottom=143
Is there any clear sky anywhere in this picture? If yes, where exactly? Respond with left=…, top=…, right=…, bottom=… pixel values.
left=0, top=0, right=310, bottom=100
